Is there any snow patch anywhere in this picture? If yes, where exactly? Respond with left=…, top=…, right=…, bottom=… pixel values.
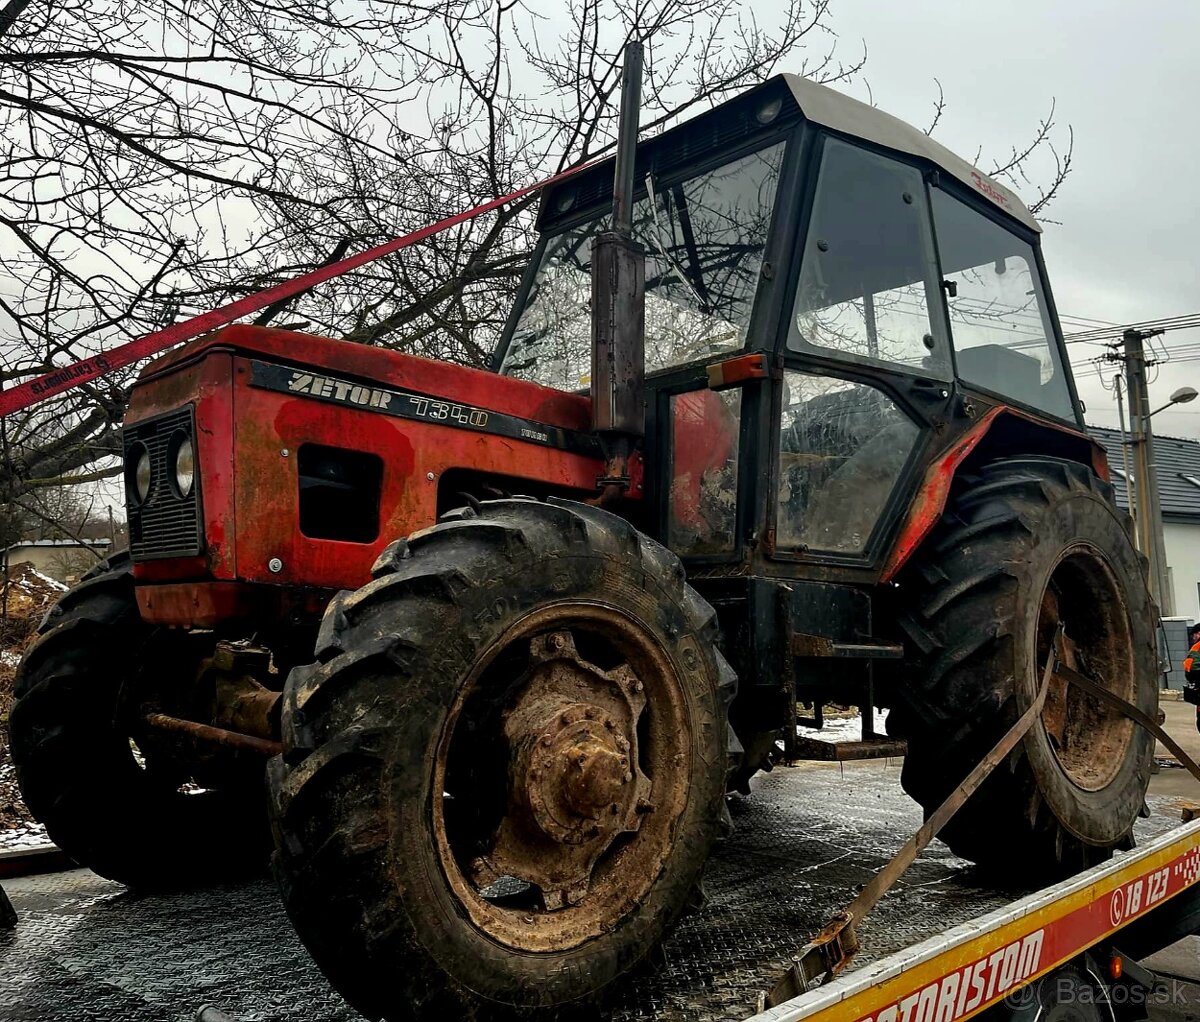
left=0, top=824, right=50, bottom=852
left=29, top=569, right=68, bottom=592
left=795, top=707, right=890, bottom=744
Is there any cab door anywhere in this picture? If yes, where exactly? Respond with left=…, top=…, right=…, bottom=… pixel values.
left=769, top=135, right=955, bottom=571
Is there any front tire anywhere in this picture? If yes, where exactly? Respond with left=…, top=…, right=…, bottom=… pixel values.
left=888, top=457, right=1156, bottom=876
left=10, top=553, right=270, bottom=888
left=268, top=499, right=736, bottom=1021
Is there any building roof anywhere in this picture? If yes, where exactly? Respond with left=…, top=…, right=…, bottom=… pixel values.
left=1088, top=424, right=1200, bottom=521
left=782, top=76, right=1039, bottom=233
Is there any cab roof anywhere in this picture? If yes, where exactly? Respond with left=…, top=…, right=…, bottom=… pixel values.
left=781, top=75, right=1039, bottom=233
left=538, top=74, right=1039, bottom=236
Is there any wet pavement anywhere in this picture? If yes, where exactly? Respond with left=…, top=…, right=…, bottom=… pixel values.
left=1151, top=697, right=1200, bottom=802
left=0, top=760, right=1191, bottom=1021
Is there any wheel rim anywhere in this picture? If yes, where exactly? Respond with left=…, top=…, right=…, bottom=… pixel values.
left=433, top=602, right=694, bottom=953
left=1035, top=545, right=1137, bottom=792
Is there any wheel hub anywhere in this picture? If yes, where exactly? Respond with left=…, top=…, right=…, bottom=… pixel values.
left=473, top=631, right=652, bottom=910
left=525, top=708, right=631, bottom=836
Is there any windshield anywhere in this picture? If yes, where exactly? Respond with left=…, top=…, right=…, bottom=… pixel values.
left=500, top=141, right=787, bottom=389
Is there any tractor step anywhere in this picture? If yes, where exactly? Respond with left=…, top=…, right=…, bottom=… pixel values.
left=789, top=735, right=907, bottom=761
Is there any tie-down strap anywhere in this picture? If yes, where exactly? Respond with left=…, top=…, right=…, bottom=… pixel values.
left=761, top=624, right=1200, bottom=1010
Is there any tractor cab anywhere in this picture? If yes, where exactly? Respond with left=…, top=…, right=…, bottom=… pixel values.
left=497, top=74, right=1086, bottom=577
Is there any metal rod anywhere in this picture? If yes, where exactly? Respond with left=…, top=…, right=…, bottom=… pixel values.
left=142, top=712, right=283, bottom=757
left=611, top=40, right=644, bottom=237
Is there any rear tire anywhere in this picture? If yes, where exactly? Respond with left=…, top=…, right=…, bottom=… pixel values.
left=268, top=498, right=736, bottom=1021
left=10, top=553, right=270, bottom=888
left=887, top=457, right=1156, bottom=877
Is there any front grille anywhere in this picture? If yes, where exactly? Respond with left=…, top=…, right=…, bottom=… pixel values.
left=124, top=406, right=203, bottom=560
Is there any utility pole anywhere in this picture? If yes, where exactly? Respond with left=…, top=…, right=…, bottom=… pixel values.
left=1121, top=327, right=1173, bottom=616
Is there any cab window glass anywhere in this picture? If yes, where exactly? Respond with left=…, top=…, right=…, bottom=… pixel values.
left=788, top=139, right=948, bottom=378
left=668, top=388, right=740, bottom=557
left=931, top=189, right=1074, bottom=421
left=776, top=371, right=918, bottom=555
left=503, top=142, right=787, bottom=389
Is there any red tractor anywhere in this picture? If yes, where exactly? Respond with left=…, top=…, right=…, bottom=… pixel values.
left=12, top=61, right=1156, bottom=1022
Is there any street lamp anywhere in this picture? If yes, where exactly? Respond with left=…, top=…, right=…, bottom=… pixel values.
left=1148, top=386, right=1199, bottom=420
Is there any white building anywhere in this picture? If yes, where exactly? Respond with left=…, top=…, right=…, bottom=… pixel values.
left=4, top=538, right=111, bottom=583
left=1089, top=424, right=1200, bottom=621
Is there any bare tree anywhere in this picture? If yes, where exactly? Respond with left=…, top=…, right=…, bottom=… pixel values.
left=0, top=0, right=447, bottom=502
left=0, top=0, right=1067, bottom=512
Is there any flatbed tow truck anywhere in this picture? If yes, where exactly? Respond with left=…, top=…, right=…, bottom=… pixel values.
left=2, top=759, right=1198, bottom=1022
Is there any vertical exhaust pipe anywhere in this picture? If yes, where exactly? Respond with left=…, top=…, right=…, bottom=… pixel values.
left=591, top=40, right=646, bottom=501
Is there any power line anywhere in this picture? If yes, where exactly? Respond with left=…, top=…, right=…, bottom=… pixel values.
left=1064, top=313, right=1200, bottom=345
left=1060, top=312, right=1122, bottom=328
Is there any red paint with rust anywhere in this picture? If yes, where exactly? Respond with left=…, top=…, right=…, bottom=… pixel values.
left=125, top=352, right=238, bottom=581
left=139, top=324, right=597, bottom=430
left=136, top=581, right=336, bottom=629
left=881, top=406, right=1112, bottom=582
left=127, top=325, right=617, bottom=622
left=670, top=390, right=738, bottom=535
left=881, top=409, right=1002, bottom=583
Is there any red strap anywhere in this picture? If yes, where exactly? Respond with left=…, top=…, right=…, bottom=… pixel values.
left=0, top=165, right=583, bottom=418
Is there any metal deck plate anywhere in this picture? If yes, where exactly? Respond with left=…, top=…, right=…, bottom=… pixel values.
left=0, top=762, right=1182, bottom=1022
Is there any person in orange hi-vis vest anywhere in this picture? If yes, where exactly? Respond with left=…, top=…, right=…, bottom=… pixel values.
left=1183, top=623, right=1200, bottom=734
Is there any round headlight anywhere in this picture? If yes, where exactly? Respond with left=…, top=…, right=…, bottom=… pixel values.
left=172, top=434, right=194, bottom=497
left=130, top=444, right=152, bottom=504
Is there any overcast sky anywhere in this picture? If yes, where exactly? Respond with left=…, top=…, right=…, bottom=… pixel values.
left=820, top=0, right=1200, bottom=436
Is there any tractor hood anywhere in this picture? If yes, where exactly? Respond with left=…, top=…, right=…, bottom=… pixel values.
left=137, top=324, right=594, bottom=434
